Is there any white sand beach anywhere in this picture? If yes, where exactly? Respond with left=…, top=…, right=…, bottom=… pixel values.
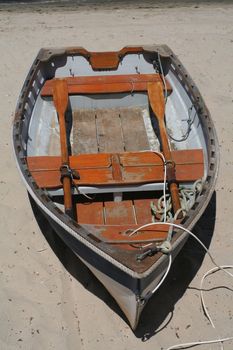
left=0, top=2, right=233, bottom=349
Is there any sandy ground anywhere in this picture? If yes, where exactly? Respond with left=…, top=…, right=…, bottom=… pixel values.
left=0, top=2, right=233, bottom=349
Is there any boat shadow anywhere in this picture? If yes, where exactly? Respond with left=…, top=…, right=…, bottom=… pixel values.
left=135, top=191, right=217, bottom=340
left=29, top=191, right=216, bottom=340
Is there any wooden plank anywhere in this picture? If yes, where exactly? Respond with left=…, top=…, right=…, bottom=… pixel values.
left=96, top=109, right=124, bottom=153
left=28, top=162, right=203, bottom=188
left=27, top=149, right=204, bottom=188
left=96, top=224, right=168, bottom=250
left=43, top=82, right=164, bottom=96
left=120, top=151, right=163, bottom=166
left=27, top=153, right=111, bottom=170
left=29, top=168, right=113, bottom=188
left=134, top=199, right=154, bottom=224
left=111, top=154, right=122, bottom=181
left=123, top=166, right=164, bottom=182
left=173, top=149, right=204, bottom=163
left=28, top=150, right=203, bottom=170
left=89, top=52, right=119, bottom=70
left=120, top=108, right=149, bottom=151
left=104, top=201, right=136, bottom=225
left=41, top=74, right=172, bottom=97
left=73, top=110, right=98, bottom=154
left=76, top=202, right=104, bottom=224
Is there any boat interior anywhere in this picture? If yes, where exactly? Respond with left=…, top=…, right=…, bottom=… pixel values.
left=23, top=49, right=207, bottom=272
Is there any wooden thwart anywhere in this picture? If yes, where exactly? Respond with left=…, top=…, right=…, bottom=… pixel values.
left=27, top=149, right=204, bottom=188
left=41, top=74, right=172, bottom=97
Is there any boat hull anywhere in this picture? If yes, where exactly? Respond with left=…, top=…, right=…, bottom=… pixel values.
left=32, top=195, right=190, bottom=329
left=13, top=45, right=219, bottom=328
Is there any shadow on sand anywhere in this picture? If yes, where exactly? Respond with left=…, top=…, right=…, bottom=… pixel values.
left=29, top=191, right=216, bottom=340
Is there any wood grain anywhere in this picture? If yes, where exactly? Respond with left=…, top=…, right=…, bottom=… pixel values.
left=27, top=149, right=204, bottom=188
left=41, top=74, right=172, bottom=97
left=120, top=108, right=149, bottom=151
left=73, top=110, right=98, bottom=154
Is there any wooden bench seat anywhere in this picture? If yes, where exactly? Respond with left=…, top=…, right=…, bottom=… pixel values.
left=27, top=149, right=204, bottom=189
left=41, top=74, right=172, bottom=97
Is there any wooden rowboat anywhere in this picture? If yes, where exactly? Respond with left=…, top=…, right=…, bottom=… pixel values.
left=13, top=45, right=219, bottom=329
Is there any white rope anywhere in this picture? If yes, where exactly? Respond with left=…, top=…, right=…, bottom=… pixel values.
left=165, top=336, right=233, bottom=350
left=151, top=179, right=203, bottom=223
left=165, top=265, right=233, bottom=350
left=200, top=265, right=233, bottom=327
left=146, top=54, right=233, bottom=348
left=132, top=150, right=167, bottom=249
left=138, top=150, right=167, bottom=224
left=128, top=221, right=233, bottom=349
left=151, top=253, right=172, bottom=294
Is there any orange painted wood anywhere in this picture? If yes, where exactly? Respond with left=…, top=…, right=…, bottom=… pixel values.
left=52, top=79, right=73, bottom=215
left=148, top=81, right=181, bottom=213
left=99, top=224, right=168, bottom=240
left=27, top=149, right=204, bottom=188
left=120, top=149, right=204, bottom=166
left=134, top=199, right=155, bottom=224
left=41, top=74, right=172, bottom=97
left=88, top=47, right=145, bottom=69
left=64, top=46, right=145, bottom=70
left=30, top=168, right=113, bottom=188
left=111, top=154, right=122, bottom=181
left=89, top=52, right=119, bottom=70
left=27, top=153, right=111, bottom=170
left=44, top=74, right=171, bottom=87
left=104, top=201, right=136, bottom=225
left=76, top=202, right=104, bottom=225
left=98, top=224, right=168, bottom=250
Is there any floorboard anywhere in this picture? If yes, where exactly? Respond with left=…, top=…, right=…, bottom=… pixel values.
left=120, top=107, right=149, bottom=151
left=72, top=107, right=150, bottom=154
left=73, top=109, right=98, bottom=154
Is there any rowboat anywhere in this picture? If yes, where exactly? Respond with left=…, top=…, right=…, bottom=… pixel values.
left=13, top=45, right=219, bottom=329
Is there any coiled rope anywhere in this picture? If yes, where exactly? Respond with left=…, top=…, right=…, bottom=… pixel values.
left=151, top=179, right=204, bottom=223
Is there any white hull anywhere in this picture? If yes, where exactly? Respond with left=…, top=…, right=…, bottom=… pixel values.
left=79, top=255, right=168, bottom=329
left=13, top=45, right=219, bottom=328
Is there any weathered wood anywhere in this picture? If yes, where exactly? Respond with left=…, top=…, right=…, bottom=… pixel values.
left=76, top=199, right=157, bottom=226
left=27, top=149, right=204, bottom=188
left=73, top=110, right=98, bottom=154
left=94, top=224, right=169, bottom=250
left=72, top=107, right=149, bottom=154
left=96, top=109, right=125, bottom=153
left=111, top=154, right=122, bottom=181
left=104, top=201, right=136, bottom=225
left=41, top=74, right=172, bottom=97
left=76, top=202, right=104, bottom=225
left=120, top=108, right=149, bottom=151
left=134, top=199, right=154, bottom=225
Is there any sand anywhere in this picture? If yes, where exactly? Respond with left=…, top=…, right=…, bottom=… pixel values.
left=0, top=2, right=233, bottom=349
